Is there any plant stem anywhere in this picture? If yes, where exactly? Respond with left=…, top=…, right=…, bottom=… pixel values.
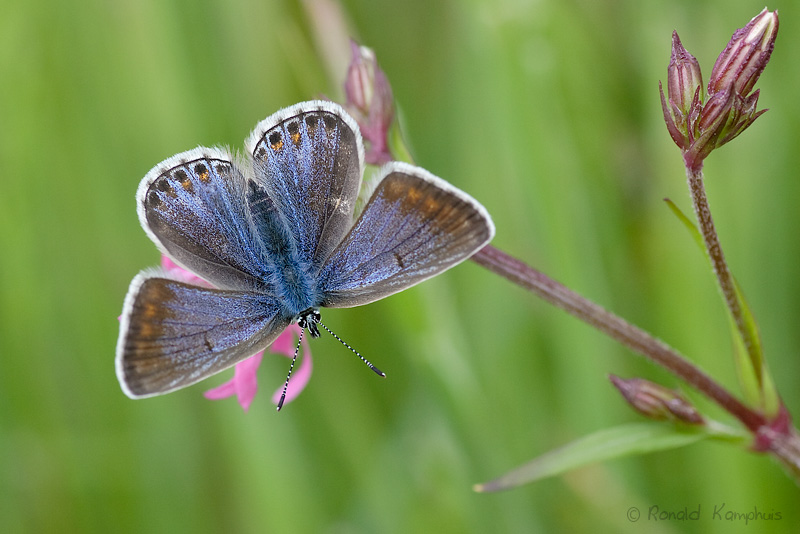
left=769, top=429, right=800, bottom=481
left=470, top=245, right=765, bottom=432
left=685, top=167, right=760, bottom=372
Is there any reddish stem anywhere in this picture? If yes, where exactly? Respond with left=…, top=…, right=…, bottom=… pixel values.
left=470, top=245, right=765, bottom=432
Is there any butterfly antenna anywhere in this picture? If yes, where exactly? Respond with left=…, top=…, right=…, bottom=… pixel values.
left=318, top=321, right=385, bottom=377
left=277, top=329, right=305, bottom=411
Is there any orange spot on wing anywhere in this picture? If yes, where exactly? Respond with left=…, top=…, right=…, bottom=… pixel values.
left=180, top=176, right=194, bottom=193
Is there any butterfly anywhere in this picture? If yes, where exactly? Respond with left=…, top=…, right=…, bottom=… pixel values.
left=116, top=101, right=494, bottom=404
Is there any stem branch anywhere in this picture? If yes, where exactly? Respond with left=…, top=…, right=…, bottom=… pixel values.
left=470, top=245, right=765, bottom=432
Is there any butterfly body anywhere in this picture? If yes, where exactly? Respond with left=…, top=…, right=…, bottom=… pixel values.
left=117, top=101, right=494, bottom=399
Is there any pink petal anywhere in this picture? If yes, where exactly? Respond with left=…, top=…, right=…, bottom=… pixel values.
left=203, top=380, right=237, bottom=400
left=198, top=305, right=314, bottom=408
left=232, top=352, right=263, bottom=411
left=203, top=352, right=264, bottom=412
left=270, top=324, right=303, bottom=356
left=161, top=255, right=208, bottom=286
left=161, top=255, right=180, bottom=271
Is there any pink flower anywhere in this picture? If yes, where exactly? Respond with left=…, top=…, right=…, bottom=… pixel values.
left=162, top=255, right=314, bottom=411
left=204, top=324, right=312, bottom=411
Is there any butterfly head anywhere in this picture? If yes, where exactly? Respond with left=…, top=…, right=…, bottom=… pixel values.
left=295, top=308, right=322, bottom=338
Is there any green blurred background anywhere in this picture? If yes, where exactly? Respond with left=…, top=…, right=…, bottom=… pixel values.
left=1, top=0, right=798, bottom=532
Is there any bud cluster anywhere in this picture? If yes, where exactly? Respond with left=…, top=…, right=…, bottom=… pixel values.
left=660, top=9, right=778, bottom=171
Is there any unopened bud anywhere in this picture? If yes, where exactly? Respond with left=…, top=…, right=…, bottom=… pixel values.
left=668, top=32, right=703, bottom=117
left=659, top=9, right=778, bottom=170
left=343, top=41, right=395, bottom=165
left=708, top=8, right=779, bottom=97
left=609, top=375, right=704, bottom=425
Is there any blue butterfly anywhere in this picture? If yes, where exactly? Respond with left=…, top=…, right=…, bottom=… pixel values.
left=116, top=101, right=494, bottom=404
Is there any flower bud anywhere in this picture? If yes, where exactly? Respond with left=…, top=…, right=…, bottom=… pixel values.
left=707, top=8, right=779, bottom=97
left=659, top=31, right=703, bottom=151
left=660, top=9, right=778, bottom=170
left=344, top=41, right=376, bottom=116
left=609, top=375, right=704, bottom=425
left=668, top=32, right=703, bottom=117
left=344, top=41, right=395, bottom=165
left=684, top=86, right=735, bottom=169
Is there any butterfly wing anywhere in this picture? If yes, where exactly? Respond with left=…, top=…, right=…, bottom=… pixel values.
left=138, top=147, right=276, bottom=291
left=246, top=101, right=364, bottom=274
left=116, top=272, right=290, bottom=398
left=318, top=162, right=495, bottom=308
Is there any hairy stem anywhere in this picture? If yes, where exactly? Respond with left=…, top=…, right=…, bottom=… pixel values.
left=685, top=167, right=760, bottom=373
left=470, top=245, right=765, bottom=431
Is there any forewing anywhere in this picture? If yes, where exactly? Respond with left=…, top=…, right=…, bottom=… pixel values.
left=246, top=101, right=364, bottom=273
left=138, top=147, right=272, bottom=291
left=116, top=273, right=290, bottom=398
left=318, top=162, right=495, bottom=308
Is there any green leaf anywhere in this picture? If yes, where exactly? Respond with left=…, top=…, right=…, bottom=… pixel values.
left=473, top=422, right=745, bottom=492
left=730, top=277, right=780, bottom=416
left=387, top=113, right=415, bottom=164
left=664, top=198, right=705, bottom=252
